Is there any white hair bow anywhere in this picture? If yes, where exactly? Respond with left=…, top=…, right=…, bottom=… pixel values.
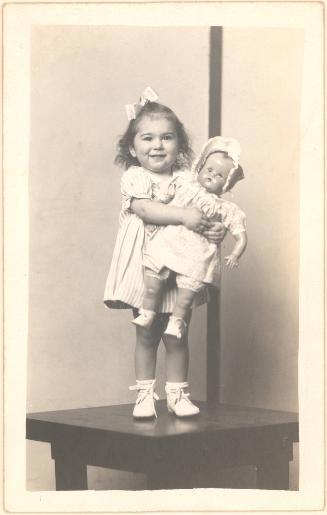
left=125, top=87, right=159, bottom=121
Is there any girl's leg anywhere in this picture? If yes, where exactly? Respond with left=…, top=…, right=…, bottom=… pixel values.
left=134, top=311, right=169, bottom=380
left=162, top=311, right=191, bottom=382
left=163, top=312, right=200, bottom=416
left=131, top=312, right=169, bottom=418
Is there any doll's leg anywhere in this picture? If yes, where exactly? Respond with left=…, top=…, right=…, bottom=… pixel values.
left=164, top=275, right=204, bottom=339
left=142, top=268, right=167, bottom=312
left=133, top=268, right=169, bottom=328
left=172, top=288, right=196, bottom=320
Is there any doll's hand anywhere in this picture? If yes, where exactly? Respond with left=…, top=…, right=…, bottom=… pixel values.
left=224, top=254, right=239, bottom=269
left=182, top=208, right=211, bottom=233
left=203, top=221, right=226, bottom=244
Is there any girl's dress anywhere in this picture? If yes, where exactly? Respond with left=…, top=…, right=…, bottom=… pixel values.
left=143, top=177, right=246, bottom=287
left=104, top=166, right=208, bottom=312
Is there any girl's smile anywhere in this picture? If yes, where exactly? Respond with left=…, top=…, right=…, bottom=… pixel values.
left=129, top=116, right=179, bottom=175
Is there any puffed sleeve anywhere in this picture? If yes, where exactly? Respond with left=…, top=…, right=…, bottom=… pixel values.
left=196, top=192, right=219, bottom=219
left=222, top=202, right=247, bottom=235
left=121, top=167, right=153, bottom=211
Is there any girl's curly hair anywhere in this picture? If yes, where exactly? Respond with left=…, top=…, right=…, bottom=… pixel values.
left=114, top=102, right=194, bottom=170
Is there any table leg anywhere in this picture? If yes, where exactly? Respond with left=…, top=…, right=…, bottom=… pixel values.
left=256, top=452, right=290, bottom=490
left=52, top=442, right=88, bottom=491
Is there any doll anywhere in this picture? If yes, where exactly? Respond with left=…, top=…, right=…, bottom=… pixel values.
left=133, top=137, right=247, bottom=339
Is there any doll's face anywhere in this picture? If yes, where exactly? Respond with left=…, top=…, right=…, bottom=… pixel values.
left=197, top=152, right=234, bottom=195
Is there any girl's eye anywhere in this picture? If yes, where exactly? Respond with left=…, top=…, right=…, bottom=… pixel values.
left=142, top=136, right=152, bottom=141
left=163, top=134, right=174, bottom=140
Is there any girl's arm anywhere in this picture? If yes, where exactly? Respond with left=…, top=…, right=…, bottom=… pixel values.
left=224, top=231, right=248, bottom=269
left=131, top=198, right=212, bottom=233
left=203, top=221, right=226, bottom=244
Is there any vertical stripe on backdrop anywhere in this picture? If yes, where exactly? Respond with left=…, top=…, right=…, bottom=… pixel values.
left=207, top=26, right=223, bottom=403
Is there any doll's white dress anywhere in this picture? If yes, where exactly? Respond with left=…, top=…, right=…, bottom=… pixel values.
left=144, top=177, right=246, bottom=287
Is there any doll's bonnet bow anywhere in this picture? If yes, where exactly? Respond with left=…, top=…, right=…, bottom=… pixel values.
left=192, top=136, right=244, bottom=193
left=125, top=87, right=159, bottom=121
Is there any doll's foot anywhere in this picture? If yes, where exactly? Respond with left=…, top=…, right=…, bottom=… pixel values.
left=165, top=382, right=200, bottom=417
left=164, top=316, right=187, bottom=339
left=132, top=309, right=156, bottom=329
left=129, top=379, right=159, bottom=418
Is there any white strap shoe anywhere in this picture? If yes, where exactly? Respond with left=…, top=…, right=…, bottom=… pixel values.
left=165, top=382, right=200, bottom=417
left=164, top=316, right=187, bottom=339
left=129, top=379, right=159, bottom=418
left=132, top=309, right=156, bottom=329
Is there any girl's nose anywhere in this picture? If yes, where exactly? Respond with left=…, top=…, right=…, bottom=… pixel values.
left=153, top=138, right=163, bottom=149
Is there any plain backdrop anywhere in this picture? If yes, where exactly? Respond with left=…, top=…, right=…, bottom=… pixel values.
left=26, top=26, right=302, bottom=490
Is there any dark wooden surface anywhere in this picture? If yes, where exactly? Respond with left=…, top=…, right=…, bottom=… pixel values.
left=27, top=401, right=298, bottom=491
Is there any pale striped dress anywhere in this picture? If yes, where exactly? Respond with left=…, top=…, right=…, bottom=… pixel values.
left=103, top=166, right=208, bottom=312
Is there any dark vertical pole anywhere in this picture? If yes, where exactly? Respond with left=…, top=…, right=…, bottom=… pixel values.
left=209, top=26, right=222, bottom=137
left=207, top=26, right=223, bottom=404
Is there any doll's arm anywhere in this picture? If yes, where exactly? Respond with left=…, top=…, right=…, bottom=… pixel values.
left=131, top=198, right=212, bottom=233
left=224, top=231, right=248, bottom=269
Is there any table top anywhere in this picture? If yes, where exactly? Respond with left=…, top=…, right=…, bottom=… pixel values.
left=27, top=401, right=299, bottom=443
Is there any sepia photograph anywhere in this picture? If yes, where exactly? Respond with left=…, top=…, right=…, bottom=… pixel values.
left=3, top=2, right=324, bottom=512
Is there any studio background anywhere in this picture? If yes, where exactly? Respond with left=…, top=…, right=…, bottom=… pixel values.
left=27, top=26, right=302, bottom=490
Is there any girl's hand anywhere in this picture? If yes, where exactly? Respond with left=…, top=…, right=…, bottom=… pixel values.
left=224, top=254, right=239, bottom=269
left=203, top=221, right=226, bottom=244
left=182, top=208, right=212, bottom=233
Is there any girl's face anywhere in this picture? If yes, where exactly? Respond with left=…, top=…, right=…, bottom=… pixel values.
left=129, top=115, right=179, bottom=175
left=198, top=152, right=234, bottom=195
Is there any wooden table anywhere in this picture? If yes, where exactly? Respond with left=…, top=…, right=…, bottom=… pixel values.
left=26, top=401, right=298, bottom=490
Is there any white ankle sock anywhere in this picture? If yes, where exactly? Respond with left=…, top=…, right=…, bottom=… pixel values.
left=165, top=381, right=189, bottom=390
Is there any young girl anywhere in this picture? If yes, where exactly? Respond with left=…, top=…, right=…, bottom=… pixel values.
left=104, top=88, right=225, bottom=419
left=133, top=137, right=247, bottom=339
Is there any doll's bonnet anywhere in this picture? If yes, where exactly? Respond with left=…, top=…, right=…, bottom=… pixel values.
left=192, top=136, right=244, bottom=193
